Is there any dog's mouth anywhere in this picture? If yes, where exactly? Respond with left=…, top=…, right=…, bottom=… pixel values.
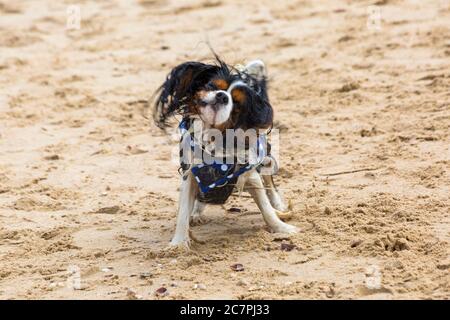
left=196, top=91, right=232, bottom=127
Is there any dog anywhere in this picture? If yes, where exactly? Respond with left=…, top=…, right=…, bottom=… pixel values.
left=153, top=55, right=298, bottom=248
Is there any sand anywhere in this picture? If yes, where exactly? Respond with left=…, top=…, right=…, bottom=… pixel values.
left=0, top=0, right=449, bottom=300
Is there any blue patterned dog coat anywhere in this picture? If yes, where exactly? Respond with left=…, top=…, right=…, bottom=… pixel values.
left=179, top=119, right=267, bottom=204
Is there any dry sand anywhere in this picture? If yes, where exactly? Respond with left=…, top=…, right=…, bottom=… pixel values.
left=0, top=0, right=449, bottom=299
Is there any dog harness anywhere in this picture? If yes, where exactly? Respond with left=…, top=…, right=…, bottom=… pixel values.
left=179, top=119, right=267, bottom=204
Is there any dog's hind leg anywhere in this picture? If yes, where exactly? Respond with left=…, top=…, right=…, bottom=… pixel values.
left=245, top=171, right=298, bottom=234
left=261, top=174, right=288, bottom=212
left=170, top=173, right=197, bottom=248
left=190, top=200, right=208, bottom=225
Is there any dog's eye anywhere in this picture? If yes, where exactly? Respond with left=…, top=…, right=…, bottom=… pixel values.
left=197, top=99, right=208, bottom=107
left=204, top=83, right=215, bottom=91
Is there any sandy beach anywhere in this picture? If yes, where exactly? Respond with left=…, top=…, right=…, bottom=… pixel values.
left=0, top=0, right=449, bottom=299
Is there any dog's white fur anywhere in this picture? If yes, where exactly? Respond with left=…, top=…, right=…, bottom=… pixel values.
left=198, top=90, right=233, bottom=126
left=170, top=60, right=298, bottom=248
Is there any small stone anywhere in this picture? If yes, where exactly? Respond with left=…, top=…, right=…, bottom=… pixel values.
left=351, top=239, right=363, bottom=248
left=230, top=263, right=244, bottom=272
left=155, top=287, right=168, bottom=297
left=324, top=207, right=331, bottom=215
left=227, top=207, right=241, bottom=213
left=193, top=283, right=206, bottom=290
left=139, top=272, right=152, bottom=279
left=338, top=35, right=353, bottom=42
left=280, top=243, right=296, bottom=252
left=101, top=267, right=112, bottom=273
left=44, top=154, right=60, bottom=161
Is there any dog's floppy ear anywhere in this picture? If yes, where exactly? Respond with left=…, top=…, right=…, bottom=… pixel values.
left=245, top=88, right=273, bottom=130
left=231, top=84, right=273, bottom=130
left=153, top=62, right=218, bottom=128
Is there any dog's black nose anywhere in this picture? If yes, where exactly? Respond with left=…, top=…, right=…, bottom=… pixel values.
left=215, top=92, right=228, bottom=104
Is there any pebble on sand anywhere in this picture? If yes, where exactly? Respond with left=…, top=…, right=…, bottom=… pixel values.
left=193, top=283, right=207, bottom=290
left=155, top=287, right=168, bottom=297
left=230, top=263, right=245, bottom=272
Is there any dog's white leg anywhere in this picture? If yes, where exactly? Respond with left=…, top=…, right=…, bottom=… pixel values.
left=170, top=173, right=197, bottom=247
left=190, top=200, right=208, bottom=225
left=245, top=171, right=298, bottom=234
left=261, top=174, right=288, bottom=212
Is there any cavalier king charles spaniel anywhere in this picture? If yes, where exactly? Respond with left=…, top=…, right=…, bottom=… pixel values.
left=153, top=55, right=298, bottom=248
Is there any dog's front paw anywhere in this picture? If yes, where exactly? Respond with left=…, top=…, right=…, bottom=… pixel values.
left=169, top=237, right=191, bottom=250
left=151, top=239, right=191, bottom=258
left=272, top=222, right=299, bottom=234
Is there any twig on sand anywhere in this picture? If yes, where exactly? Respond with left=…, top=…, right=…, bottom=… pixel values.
left=319, top=167, right=381, bottom=177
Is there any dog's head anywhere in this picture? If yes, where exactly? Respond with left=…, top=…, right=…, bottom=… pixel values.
left=153, top=57, right=273, bottom=131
